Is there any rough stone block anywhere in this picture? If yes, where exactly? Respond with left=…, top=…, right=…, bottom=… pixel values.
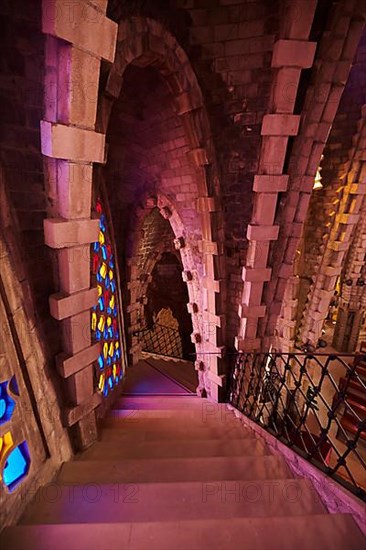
left=261, top=114, right=300, bottom=136
left=58, top=245, right=91, bottom=294
left=174, top=237, right=185, bottom=249
left=252, top=194, right=278, bottom=225
left=324, top=266, right=342, bottom=277
left=283, top=0, right=317, bottom=40
left=336, top=213, right=359, bottom=225
left=246, top=241, right=270, bottom=269
left=242, top=281, right=264, bottom=305
left=61, top=311, right=91, bottom=355
left=58, top=46, right=101, bottom=128
left=41, top=121, right=106, bottom=163
left=182, top=270, right=193, bottom=282
left=50, top=287, right=98, bottom=320
left=238, top=304, right=266, bottom=318
left=57, top=343, right=100, bottom=378
left=247, top=224, right=280, bottom=241
left=278, top=263, right=294, bottom=279
left=191, top=332, right=201, bottom=344
left=253, top=175, right=289, bottom=192
left=67, top=365, right=94, bottom=405
left=63, top=392, right=101, bottom=427
left=328, top=241, right=349, bottom=252
left=43, top=0, right=117, bottom=62
left=201, top=240, right=218, bottom=255
left=187, top=302, right=199, bottom=314
left=202, top=278, right=222, bottom=293
left=242, top=267, right=272, bottom=282
left=207, top=371, right=224, bottom=387
left=56, top=161, right=93, bottom=219
left=234, top=336, right=261, bottom=352
left=272, top=67, right=301, bottom=113
left=259, top=136, right=288, bottom=171
left=272, top=40, right=317, bottom=68
left=44, top=218, right=99, bottom=248
left=350, top=183, right=366, bottom=195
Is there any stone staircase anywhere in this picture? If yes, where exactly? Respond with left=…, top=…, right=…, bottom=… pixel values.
left=2, top=395, right=365, bottom=549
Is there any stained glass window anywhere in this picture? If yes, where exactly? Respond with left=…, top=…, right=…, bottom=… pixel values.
left=0, top=376, right=31, bottom=492
left=91, top=198, right=123, bottom=396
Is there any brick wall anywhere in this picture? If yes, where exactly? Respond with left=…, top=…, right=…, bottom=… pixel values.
left=0, top=0, right=61, bottom=360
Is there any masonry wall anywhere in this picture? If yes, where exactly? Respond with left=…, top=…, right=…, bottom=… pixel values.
left=0, top=1, right=61, bottom=360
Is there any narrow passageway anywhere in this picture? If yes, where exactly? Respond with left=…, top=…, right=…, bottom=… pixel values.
left=1, top=1, right=366, bottom=545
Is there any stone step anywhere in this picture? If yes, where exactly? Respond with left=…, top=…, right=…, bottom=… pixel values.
left=97, top=423, right=251, bottom=441
left=4, top=514, right=364, bottom=550
left=103, top=412, right=242, bottom=431
left=77, top=436, right=268, bottom=461
left=116, top=396, right=208, bottom=410
left=110, top=406, right=235, bottom=421
left=60, top=455, right=293, bottom=484
left=20, top=478, right=325, bottom=525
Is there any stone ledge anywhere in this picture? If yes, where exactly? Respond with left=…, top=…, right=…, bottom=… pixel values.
left=328, top=241, right=349, bottom=252
left=247, top=224, right=280, bottom=241
left=57, top=343, right=100, bottom=378
left=63, top=392, right=101, bottom=427
left=323, top=266, right=342, bottom=277
left=49, top=287, right=98, bottom=320
left=44, top=218, right=99, bottom=248
left=238, top=304, right=266, bottom=318
left=349, top=183, right=366, bottom=195
left=41, top=121, right=106, bottom=163
left=234, top=336, right=261, bottom=352
left=253, top=175, right=289, bottom=193
left=200, top=240, right=218, bottom=255
left=202, top=278, right=222, bottom=293
left=242, top=267, right=272, bottom=282
left=207, top=371, right=225, bottom=388
left=43, top=0, right=117, bottom=62
left=261, top=114, right=300, bottom=136
left=336, top=213, right=359, bottom=225
left=272, top=39, right=317, bottom=68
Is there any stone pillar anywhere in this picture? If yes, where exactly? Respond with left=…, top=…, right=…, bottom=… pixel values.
left=333, top=190, right=366, bottom=351
left=237, top=1, right=318, bottom=353
left=41, top=0, right=117, bottom=448
left=299, top=108, right=366, bottom=348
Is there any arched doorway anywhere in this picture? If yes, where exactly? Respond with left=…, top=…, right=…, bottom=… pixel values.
left=145, top=252, right=195, bottom=361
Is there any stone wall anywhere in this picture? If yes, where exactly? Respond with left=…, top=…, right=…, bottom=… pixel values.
left=0, top=166, right=72, bottom=527
left=0, top=1, right=61, bottom=359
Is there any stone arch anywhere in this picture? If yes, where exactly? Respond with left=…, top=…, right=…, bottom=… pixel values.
left=124, top=193, right=211, bottom=396
left=41, top=2, right=226, bottom=433
left=98, top=17, right=226, bottom=399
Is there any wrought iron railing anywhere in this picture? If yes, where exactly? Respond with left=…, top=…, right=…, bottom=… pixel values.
left=136, top=323, right=183, bottom=359
left=228, top=351, right=366, bottom=500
